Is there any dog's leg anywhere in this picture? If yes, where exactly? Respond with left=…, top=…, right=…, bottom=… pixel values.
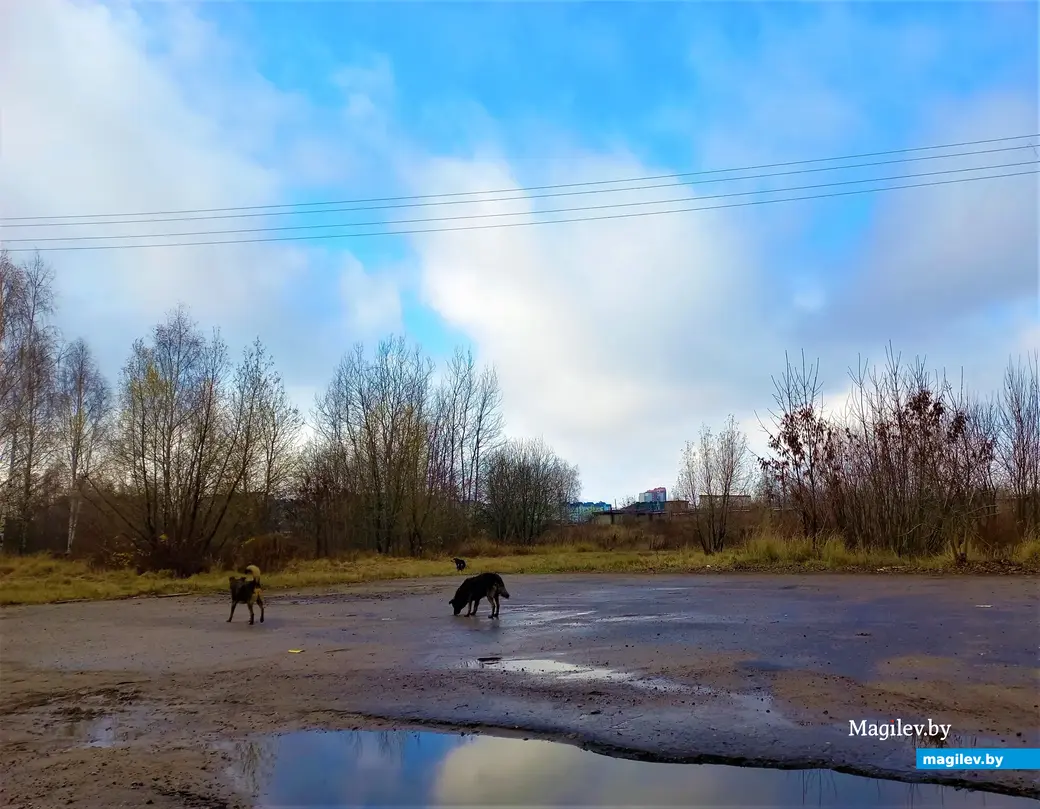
left=247, top=599, right=255, bottom=625
left=257, top=594, right=265, bottom=623
left=468, top=597, right=481, bottom=617
left=491, top=593, right=500, bottom=618
left=228, top=601, right=237, bottom=622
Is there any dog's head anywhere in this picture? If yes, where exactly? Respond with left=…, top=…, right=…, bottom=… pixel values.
left=449, top=595, right=465, bottom=615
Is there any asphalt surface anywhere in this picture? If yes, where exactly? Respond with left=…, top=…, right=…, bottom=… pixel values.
left=2, top=573, right=1038, bottom=807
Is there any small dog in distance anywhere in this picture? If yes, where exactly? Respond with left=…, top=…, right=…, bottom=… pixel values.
left=452, top=557, right=467, bottom=571
left=228, top=564, right=265, bottom=625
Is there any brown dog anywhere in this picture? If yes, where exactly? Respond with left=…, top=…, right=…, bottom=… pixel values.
left=228, top=564, right=264, bottom=625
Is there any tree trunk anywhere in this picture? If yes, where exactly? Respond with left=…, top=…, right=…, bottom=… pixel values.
left=66, top=490, right=81, bottom=555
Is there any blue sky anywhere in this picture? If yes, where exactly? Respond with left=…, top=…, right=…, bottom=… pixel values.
left=3, top=0, right=1037, bottom=500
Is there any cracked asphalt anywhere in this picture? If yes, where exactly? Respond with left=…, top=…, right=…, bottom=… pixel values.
left=1, top=573, right=1038, bottom=807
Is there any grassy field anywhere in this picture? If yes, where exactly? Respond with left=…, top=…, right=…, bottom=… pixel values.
left=2, top=534, right=1037, bottom=606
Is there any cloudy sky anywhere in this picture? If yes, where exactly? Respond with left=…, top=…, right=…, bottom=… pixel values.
left=2, top=1, right=1037, bottom=503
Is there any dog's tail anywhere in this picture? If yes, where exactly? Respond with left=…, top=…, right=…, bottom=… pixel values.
left=245, top=564, right=262, bottom=583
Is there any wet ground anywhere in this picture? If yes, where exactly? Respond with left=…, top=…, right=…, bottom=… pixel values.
left=1, top=573, right=1038, bottom=808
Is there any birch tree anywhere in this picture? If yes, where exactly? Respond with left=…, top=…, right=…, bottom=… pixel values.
left=55, top=337, right=110, bottom=554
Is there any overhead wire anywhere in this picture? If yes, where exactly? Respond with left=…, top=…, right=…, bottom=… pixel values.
left=3, top=132, right=1037, bottom=224
left=4, top=167, right=1034, bottom=253
left=4, top=141, right=1036, bottom=228
left=5, top=158, right=1036, bottom=245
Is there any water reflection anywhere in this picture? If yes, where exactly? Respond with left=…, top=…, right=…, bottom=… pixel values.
left=228, top=729, right=1038, bottom=808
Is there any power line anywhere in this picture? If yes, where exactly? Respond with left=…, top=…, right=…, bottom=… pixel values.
left=4, top=132, right=1035, bottom=225
left=7, top=159, right=1035, bottom=244
left=5, top=142, right=1034, bottom=229
left=4, top=168, right=1033, bottom=254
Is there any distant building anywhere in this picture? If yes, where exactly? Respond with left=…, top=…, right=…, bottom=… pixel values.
left=639, top=487, right=667, bottom=503
left=591, top=497, right=689, bottom=525
left=631, top=487, right=668, bottom=513
left=568, top=501, right=612, bottom=522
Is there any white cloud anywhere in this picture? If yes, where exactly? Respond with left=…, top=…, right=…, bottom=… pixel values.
left=1019, top=322, right=1040, bottom=354
left=339, top=253, right=403, bottom=337
left=2, top=1, right=1032, bottom=506
left=0, top=0, right=400, bottom=394
left=431, top=735, right=794, bottom=806
left=404, top=84, right=1036, bottom=501
left=404, top=149, right=776, bottom=499
left=827, top=93, right=1038, bottom=332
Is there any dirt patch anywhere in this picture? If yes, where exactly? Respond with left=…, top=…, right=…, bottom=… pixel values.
left=768, top=668, right=1038, bottom=742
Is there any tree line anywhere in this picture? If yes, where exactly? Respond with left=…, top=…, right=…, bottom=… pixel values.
left=0, top=253, right=579, bottom=574
left=675, top=349, right=1039, bottom=560
left=3, top=252, right=1036, bottom=571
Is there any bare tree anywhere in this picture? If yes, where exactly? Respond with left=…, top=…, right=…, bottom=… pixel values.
left=313, top=336, right=438, bottom=554
left=438, top=348, right=504, bottom=509
left=684, top=416, right=753, bottom=553
left=481, top=437, right=580, bottom=544
left=90, top=307, right=267, bottom=574
left=401, top=391, right=453, bottom=556
left=996, top=352, right=1040, bottom=534
left=55, top=337, right=111, bottom=554
left=294, top=438, right=354, bottom=558
left=238, top=339, right=303, bottom=533
left=0, top=254, right=61, bottom=554
left=674, top=440, right=697, bottom=505
left=759, top=351, right=832, bottom=550
left=0, top=252, right=24, bottom=460
left=466, top=363, right=504, bottom=504
left=824, top=347, right=997, bottom=560
left=0, top=251, right=25, bottom=551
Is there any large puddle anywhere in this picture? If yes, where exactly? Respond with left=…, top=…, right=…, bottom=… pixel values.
left=226, top=729, right=1038, bottom=808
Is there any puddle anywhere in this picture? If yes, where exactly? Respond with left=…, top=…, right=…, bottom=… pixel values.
left=37, top=702, right=168, bottom=749
left=465, top=657, right=689, bottom=693
left=507, top=608, right=596, bottom=628
left=462, top=657, right=796, bottom=730
left=227, top=729, right=1037, bottom=808
left=739, top=659, right=793, bottom=673
left=57, top=713, right=135, bottom=748
left=599, top=612, right=745, bottom=625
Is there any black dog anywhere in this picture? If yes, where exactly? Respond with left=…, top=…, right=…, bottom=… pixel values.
left=228, top=564, right=265, bottom=625
left=450, top=572, right=510, bottom=618
left=452, top=557, right=467, bottom=571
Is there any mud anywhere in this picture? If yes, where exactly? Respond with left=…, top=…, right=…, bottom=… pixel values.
left=1, top=573, right=1037, bottom=808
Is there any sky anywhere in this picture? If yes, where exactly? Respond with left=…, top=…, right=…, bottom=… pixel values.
left=2, top=0, right=1037, bottom=503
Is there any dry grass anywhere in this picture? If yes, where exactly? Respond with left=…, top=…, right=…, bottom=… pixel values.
left=2, top=532, right=1037, bottom=606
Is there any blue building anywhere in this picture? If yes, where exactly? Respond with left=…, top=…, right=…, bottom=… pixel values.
left=567, top=501, right=612, bottom=523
